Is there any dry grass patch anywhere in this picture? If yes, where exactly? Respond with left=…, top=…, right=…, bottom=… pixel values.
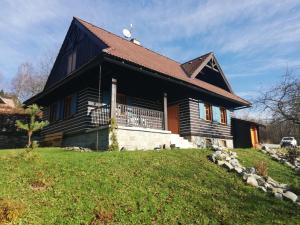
left=0, top=198, right=25, bottom=224
left=90, top=208, right=114, bottom=225
left=255, top=160, right=268, bottom=177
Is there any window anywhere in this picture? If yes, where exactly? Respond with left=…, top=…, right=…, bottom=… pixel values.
left=49, top=102, right=58, bottom=122
left=67, top=50, right=77, bottom=74
left=205, top=103, right=212, bottom=121
left=63, top=94, right=77, bottom=119
left=220, top=107, right=227, bottom=124
left=63, top=95, right=72, bottom=118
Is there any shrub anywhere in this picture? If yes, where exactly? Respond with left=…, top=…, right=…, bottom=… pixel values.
left=15, top=104, right=48, bottom=149
left=108, top=117, right=119, bottom=151
left=255, top=161, right=268, bottom=177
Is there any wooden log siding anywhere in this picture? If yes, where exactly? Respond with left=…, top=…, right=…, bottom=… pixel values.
left=179, top=98, right=232, bottom=139
left=42, top=87, right=101, bottom=136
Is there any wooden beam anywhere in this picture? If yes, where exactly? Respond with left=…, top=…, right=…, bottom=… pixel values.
left=205, top=64, right=219, bottom=72
left=110, top=77, right=117, bottom=119
left=190, top=53, right=213, bottom=79
left=163, top=92, right=168, bottom=130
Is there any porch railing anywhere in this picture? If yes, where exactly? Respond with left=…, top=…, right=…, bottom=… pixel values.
left=116, top=103, right=164, bottom=130
left=90, top=104, right=110, bottom=126
left=90, top=103, right=164, bottom=130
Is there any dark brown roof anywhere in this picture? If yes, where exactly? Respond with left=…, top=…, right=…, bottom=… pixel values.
left=76, top=17, right=250, bottom=106
left=181, top=52, right=212, bottom=76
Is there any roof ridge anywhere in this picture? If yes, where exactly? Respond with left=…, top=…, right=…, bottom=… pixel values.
left=74, top=17, right=182, bottom=65
left=182, top=52, right=213, bottom=65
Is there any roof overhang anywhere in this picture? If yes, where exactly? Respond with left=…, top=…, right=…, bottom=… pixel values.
left=103, top=53, right=251, bottom=109
left=24, top=52, right=251, bottom=109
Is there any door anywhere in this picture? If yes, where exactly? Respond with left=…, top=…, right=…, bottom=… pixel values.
left=168, top=104, right=179, bottom=134
left=250, top=126, right=258, bottom=147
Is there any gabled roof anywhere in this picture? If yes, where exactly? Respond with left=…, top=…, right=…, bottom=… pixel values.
left=181, top=52, right=212, bottom=76
left=75, top=17, right=249, bottom=106
left=181, top=52, right=233, bottom=93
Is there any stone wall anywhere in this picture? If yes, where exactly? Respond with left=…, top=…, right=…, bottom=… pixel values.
left=116, top=126, right=172, bottom=150
left=188, top=135, right=233, bottom=149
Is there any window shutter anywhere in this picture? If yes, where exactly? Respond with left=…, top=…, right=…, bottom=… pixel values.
left=71, top=93, right=77, bottom=115
left=212, top=106, right=220, bottom=123
left=198, top=102, right=205, bottom=119
left=227, top=110, right=231, bottom=125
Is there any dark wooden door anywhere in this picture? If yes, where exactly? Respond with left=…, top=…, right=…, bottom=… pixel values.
left=168, top=104, right=179, bottom=134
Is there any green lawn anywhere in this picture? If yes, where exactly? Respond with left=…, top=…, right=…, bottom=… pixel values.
left=0, top=148, right=299, bottom=225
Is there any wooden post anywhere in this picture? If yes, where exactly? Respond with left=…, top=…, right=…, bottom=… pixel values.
left=110, top=78, right=117, bottom=119
left=163, top=93, right=168, bottom=130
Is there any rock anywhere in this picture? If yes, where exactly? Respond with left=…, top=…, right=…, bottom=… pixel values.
left=271, top=154, right=280, bottom=161
left=262, top=145, right=270, bottom=151
left=210, top=155, right=216, bottom=163
left=278, top=183, right=289, bottom=190
left=274, top=192, right=283, bottom=200
left=223, top=162, right=234, bottom=170
left=243, top=173, right=251, bottom=181
left=246, top=176, right=259, bottom=187
left=282, top=191, right=298, bottom=202
left=230, top=152, right=237, bottom=158
left=256, top=177, right=266, bottom=186
left=234, top=166, right=243, bottom=174
left=230, top=158, right=239, bottom=167
left=245, top=167, right=256, bottom=174
left=285, top=161, right=295, bottom=169
left=258, top=186, right=267, bottom=192
left=217, top=160, right=226, bottom=166
left=266, top=177, right=280, bottom=188
left=225, top=156, right=231, bottom=161
left=271, top=187, right=284, bottom=194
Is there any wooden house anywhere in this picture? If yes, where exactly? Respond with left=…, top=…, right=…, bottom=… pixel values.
left=25, top=17, right=251, bottom=150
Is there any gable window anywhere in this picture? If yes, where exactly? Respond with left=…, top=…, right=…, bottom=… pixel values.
left=220, top=107, right=227, bottom=124
left=205, top=103, right=212, bottom=121
left=67, top=50, right=77, bottom=74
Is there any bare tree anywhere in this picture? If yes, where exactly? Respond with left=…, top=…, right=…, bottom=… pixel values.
left=11, top=50, right=56, bottom=102
left=11, top=63, right=39, bottom=102
left=255, top=70, right=300, bottom=125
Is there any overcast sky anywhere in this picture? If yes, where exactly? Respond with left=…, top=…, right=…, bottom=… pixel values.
left=1, top=0, right=300, bottom=102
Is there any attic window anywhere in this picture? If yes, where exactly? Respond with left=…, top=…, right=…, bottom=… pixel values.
left=67, top=50, right=77, bottom=74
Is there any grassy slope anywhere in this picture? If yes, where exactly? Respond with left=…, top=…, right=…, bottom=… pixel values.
left=0, top=148, right=299, bottom=225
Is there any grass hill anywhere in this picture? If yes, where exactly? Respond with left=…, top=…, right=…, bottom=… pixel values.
left=0, top=148, right=299, bottom=224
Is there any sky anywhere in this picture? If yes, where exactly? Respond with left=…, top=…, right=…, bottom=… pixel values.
left=1, top=0, right=300, bottom=105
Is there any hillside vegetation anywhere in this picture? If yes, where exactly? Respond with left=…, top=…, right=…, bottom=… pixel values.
left=0, top=148, right=299, bottom=224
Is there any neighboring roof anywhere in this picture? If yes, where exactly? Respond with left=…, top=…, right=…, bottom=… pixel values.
left=232, top=117, right=265, bottom=127
left=75, top=17, right=250, bottom=106
left=0, top=96, right=16, bottom=108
